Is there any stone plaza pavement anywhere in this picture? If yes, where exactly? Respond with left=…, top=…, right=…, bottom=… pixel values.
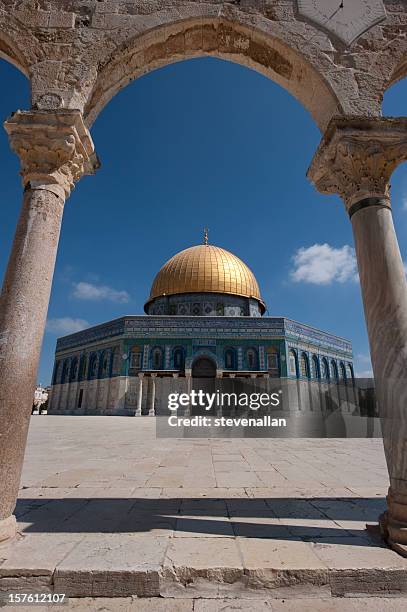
left=1, top=416, right=407, bottom=605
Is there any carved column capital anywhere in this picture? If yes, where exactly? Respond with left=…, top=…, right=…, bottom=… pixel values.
left=4, top=110, right=99, bottom=199
left=307, top=117, right=407, bottom=211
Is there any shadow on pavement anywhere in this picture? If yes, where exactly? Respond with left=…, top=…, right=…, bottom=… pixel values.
left=15, top=496, right=386, bottom=546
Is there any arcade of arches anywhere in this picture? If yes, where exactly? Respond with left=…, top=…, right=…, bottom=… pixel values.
left=0, top=1, right=407, bottom=556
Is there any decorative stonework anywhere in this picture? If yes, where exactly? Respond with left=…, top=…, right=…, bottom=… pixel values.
left=297, top=0, right=386, bottom=46
left=307, top=117, right=407, bottom=209
left=1, top=1, right=406, bottom=130
left=56, top=315, right=352, bottom=355
left=4, top=110, right=99, bottom=198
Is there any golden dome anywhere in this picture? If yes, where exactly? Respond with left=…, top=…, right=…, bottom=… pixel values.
left=145, top=244, right=265, bottom=312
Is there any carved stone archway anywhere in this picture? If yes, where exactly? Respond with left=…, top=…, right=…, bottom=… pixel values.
left=84, top=17, right=342, bottom=130
left=0, top=1, right=407, bottom=554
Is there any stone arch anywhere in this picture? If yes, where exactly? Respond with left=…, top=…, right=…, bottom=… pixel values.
left=88, top=353, right=99, bottom=380
left=99, top=350, right=111, bottom=378
left=245, top=347, right=259, bottom=371
left=173, top=346, right=185, bottom=371
left=111, top=347, right=122, bottom=377
left=321, top=357, right=330, bottom=381
left=52, top=360, right=61, bottom=385
left=300, top=352, right=310, bottom=379
left=151, top=346, right=163, bottom=370
left=69, top=356, right=79, bottom=382
left=192, top=356, right=217, bottom=379
left=61, top=358, right=70, bottom=384
left=78, top=354, right=88, bottom=382
left=84, top=18, right=344, bottom=130
left=129, top=345, right=142, bottom=371
left=311, top=354, right=320, bottom=380
left=389, top=61, right=407, bottom=90
left=224, top=347, right=237, bottom=371
left=331, top=360, right=339, bottom=382
left=288, top=349, right=299, bottom=378
left=0, top=30, right=30, bottom=77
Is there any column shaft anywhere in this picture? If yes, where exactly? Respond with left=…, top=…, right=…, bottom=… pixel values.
left=351, top=206, right=407, bottom=527
left=0, top=109, right=97, bottom=543
left=0, top=188, right=64, bottom=533
left=307, top=116, right=407, bottom=554
left=149, top=376, right=156, bottom=416
left=136, top=376, right=143, bottom=416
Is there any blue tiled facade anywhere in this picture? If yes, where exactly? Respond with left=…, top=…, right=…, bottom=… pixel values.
left=48, top=245, right=355, bottom=415
left=51, top=315, right=354, bottom=385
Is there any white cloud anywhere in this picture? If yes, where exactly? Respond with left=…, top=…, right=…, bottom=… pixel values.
left=46, top=317, right=89, bottom=334
left=355, top=369, right=374, bottom=378
left=290, top=243, right=358, bottom=285
left=354, top=353, right=373, bottom=378
left=356, top=353, right=371, bottom=364
left=402, top=195, right=407, bottom=211
left=72, top=281, right=129, bottom=303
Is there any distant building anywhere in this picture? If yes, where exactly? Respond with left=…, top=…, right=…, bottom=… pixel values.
left=32, top=385, right=49, bottom=414
left=48, top=238, right=354, bottom=415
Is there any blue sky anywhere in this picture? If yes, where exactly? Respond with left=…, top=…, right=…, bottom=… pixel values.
left=1, top=57, right=406, bottom=384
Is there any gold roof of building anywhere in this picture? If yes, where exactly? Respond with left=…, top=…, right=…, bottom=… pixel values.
left=146, top=244, right=265, bottom=312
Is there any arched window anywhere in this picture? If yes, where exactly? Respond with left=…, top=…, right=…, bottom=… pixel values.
left=100, top=351, right=110, bottom=377
left=173, top=346, right=185, bottom=370
left=88, top=353, right=98, bottom=379
left=152, top=347, right=163, bottom=370
left=246, top=348, right=258, bottom=370
left=61, top=359, right=70, bottom=384
left=347, top=363, right=354, bottom=382
left=224, top=348, right=236, bottom=370
left=331, top=360, right=339, bottom=381
left=311, top=355, right=320, bottom=379
left=78, top=354, right=87, bottom=381
left=340, top=362, right=347, bottom=381
left=267, top=347, right=279, bottom=374
left=53, top=361, right=61, bottom=385
left=70, top=357, right=78, bottom=382
left=111, top=347, right=121, bottom=376
left=321, top=357, right=330, bottom=381
left=130, top=346, right=142, bottom=370
left=288, top=349, right=298, bottom=377
left=300, top=353, right=310, bottom=378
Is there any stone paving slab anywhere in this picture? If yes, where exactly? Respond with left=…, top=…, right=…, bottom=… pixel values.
left=1, top=416, right=407, bottom=599
left=5, top=598, right=407, bottom=611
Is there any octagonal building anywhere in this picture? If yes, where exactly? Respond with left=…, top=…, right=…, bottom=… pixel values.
left=48, top=239, right=354, bottom=415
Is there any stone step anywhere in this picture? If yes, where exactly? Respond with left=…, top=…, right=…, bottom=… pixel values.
left=2, top=535, right=407, bottom=599
left=4, top=597, right=407, bottom=612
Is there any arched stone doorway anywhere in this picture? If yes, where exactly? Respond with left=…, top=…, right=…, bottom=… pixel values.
left=192, top=357, right=216, bottom=379
left=190, top=357, right=217, bottom=429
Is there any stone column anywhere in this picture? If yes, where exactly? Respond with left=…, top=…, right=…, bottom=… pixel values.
left=0, top=110, right=98, bottom=542
left=184, top=372, right=192, bottom=417
left=149, top=374, right=157, bottom=416
left=308, top=116, right=407, bottom=555
left=136, top=373, right=144, bottom=417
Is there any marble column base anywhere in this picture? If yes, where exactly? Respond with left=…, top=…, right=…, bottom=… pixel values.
left=0, top=515, right=17, bottom=543
left=379, top=488, right=407, bottom=557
